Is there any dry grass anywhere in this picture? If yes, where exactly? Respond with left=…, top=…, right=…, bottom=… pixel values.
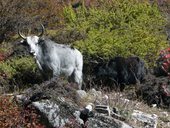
left=79, top=88, right=170, bottom=128
left=111, top=92, right=170, bottom=128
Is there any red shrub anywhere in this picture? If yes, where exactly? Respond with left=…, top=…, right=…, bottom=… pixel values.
left=157, top=47, right=170, bottom=75
left=0, top=52, right=9, bottom=62
left=0, top=95, right=45, bottom=128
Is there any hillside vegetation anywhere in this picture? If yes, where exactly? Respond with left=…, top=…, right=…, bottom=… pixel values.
left=0, top=0, right=170, bottom=127
left=0, top=0, right=169, bottom=90
left=0, top=0, right=169, bottom=84
left=63, top=0, right=168, bottom=66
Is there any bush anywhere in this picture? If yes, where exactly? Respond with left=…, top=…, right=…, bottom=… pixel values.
left=63, top=0, right=168, bottom=66
left=0, top=56, right=42, bottom=91
left=0, top=0, right=66, bottom=43
left=0, top=95, right=45, bottom=128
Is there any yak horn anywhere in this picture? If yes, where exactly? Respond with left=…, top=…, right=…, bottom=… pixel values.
left=38, top=24, right=45, bottom=37
left=18, top=29, right=26, bottom=39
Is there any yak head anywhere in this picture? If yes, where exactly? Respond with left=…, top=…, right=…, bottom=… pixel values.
left=18, top=24, right=45, bottom=57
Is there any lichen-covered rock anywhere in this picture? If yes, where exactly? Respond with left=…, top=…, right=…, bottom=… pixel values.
left=32, top=99, right=81, bottom=128
left=131, top=110, right=158, bottom=128
left=32, top=100, right=63, bottom=127
left=76, top=90, right=87, bottom=102
left=86, top=113, right=132, bottom=128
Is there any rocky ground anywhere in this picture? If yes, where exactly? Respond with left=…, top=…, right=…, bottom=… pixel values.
left=10, top=72, right=170, bottom=128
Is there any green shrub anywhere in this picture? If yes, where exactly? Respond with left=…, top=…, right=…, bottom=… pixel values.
left=0, top=61, right=16, bottom=79
left=63, top=0, right=168, bottom=66
left=0, top=57, right=37, bottom=78
left=0, top=56, right=42, bottom=90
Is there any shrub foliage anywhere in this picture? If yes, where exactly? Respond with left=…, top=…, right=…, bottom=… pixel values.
left=0, top=0, right=169, bottom=90
left=0, top=0, right=66, bottom=43
left=63, top=0, right=168, bottom=66
left=0, top=95, right=45, bottom=128
left=0, top=56, right=42, bottom=91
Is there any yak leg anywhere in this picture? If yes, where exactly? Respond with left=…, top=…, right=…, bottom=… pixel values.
left=72, top=69, right=83, bottom=90
left=68, top=69, right=82, bottom=90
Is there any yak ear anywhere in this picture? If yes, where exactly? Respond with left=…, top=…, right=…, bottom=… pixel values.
left=19, top=39, right=28, bottom=46
left=137, top=57, right=140, bottom=62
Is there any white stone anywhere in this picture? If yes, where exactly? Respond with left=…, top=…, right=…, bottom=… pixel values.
left=76, top=90, right=87, bottom=101
left=89, top=88, right=102, bottom=97
left=160, top=111, right=169, bottom=117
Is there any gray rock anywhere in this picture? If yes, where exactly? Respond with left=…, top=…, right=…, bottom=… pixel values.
left=89, top=88, right=102, bottom=98
left=73, top=110, right=84, bottom=125
left=76, top=89, right=87, bottom=102
left=32, top=100, right=69, bottom=127
left=95, top=105, right=111, bottom=116
left=86, top=113, right=132, bottom=128
left=131, top=110, right=158, bottom=128
left=32, top=98, right=83, bottom=128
